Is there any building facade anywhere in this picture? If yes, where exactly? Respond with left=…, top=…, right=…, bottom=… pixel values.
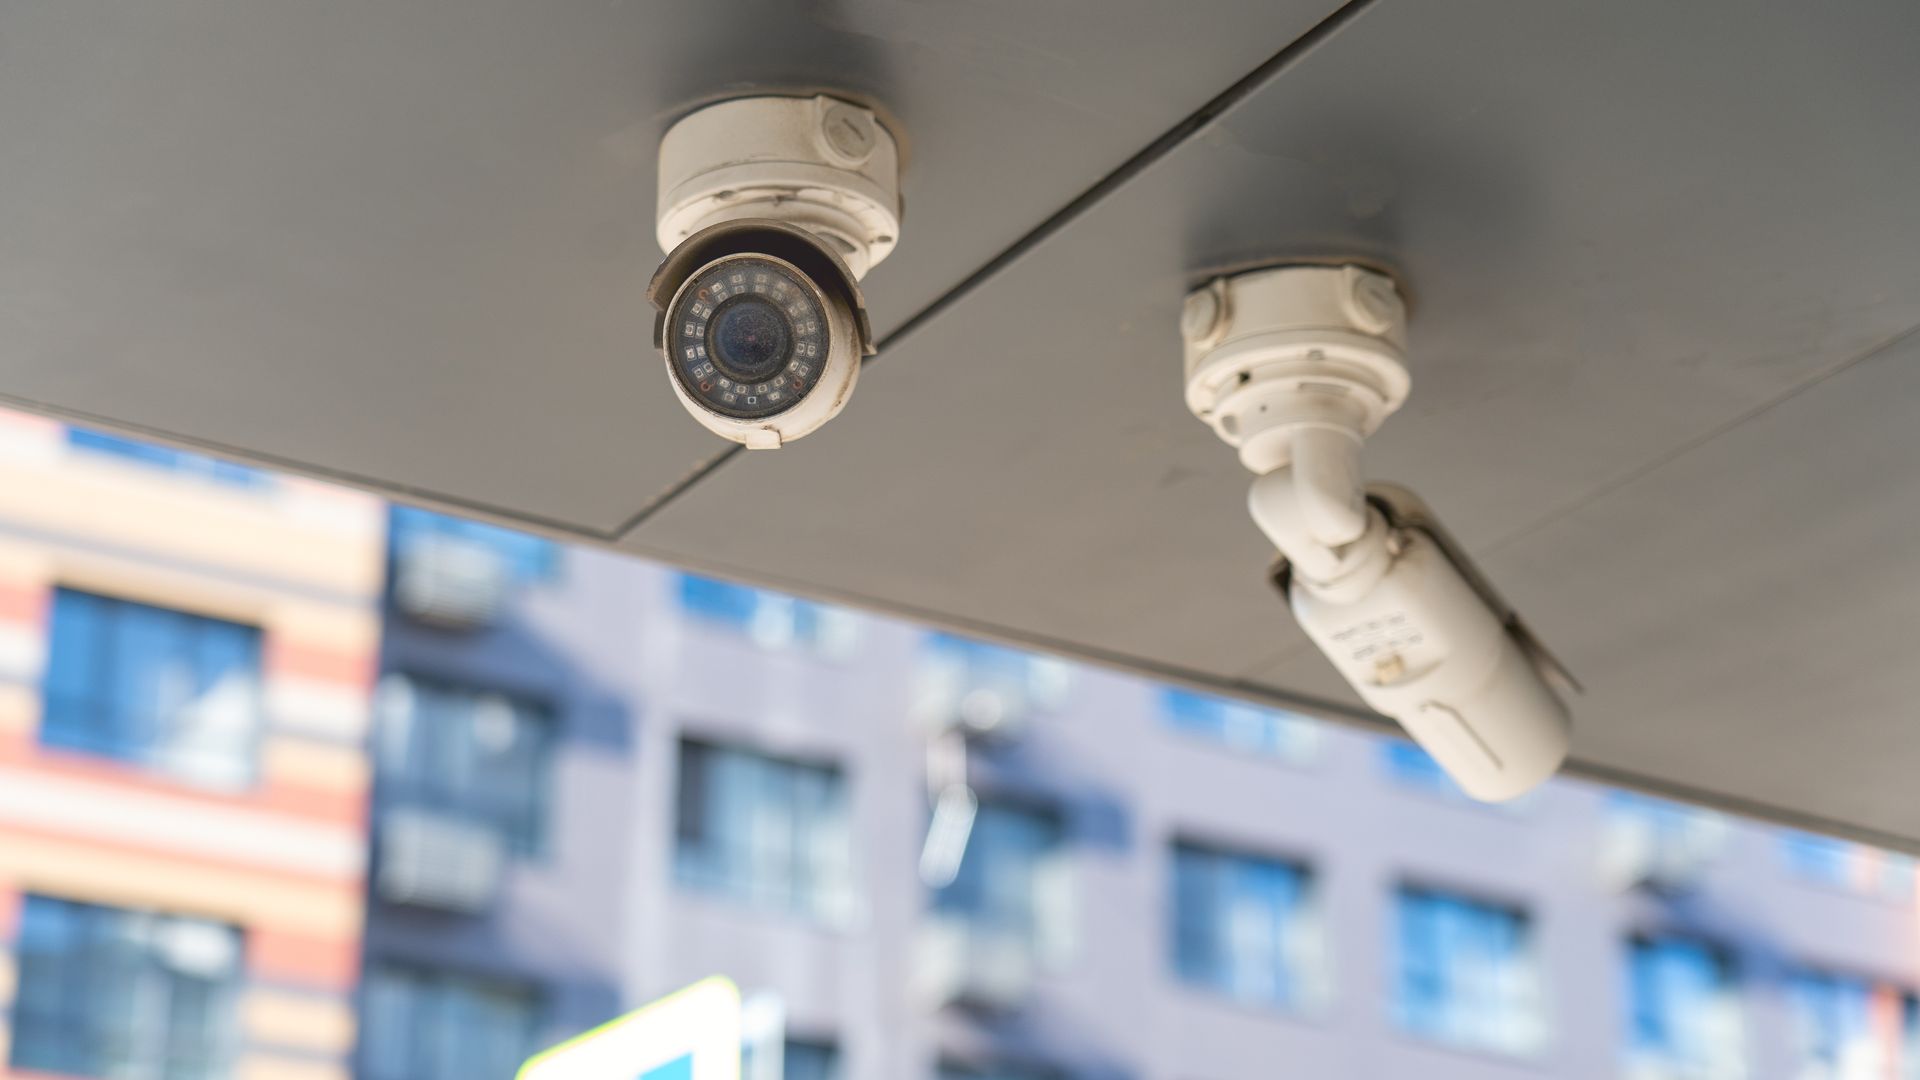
left=0, top=413, right=386, bottom=1080
left=366, top=523, right=1920, bottom=1080
left=0, top=412, right=1915, bottom=1080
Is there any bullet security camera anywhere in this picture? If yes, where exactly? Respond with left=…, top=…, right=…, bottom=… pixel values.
left=1181, top=264, right=1576, bottom=801
left=650, top=95, right=902, bottom=449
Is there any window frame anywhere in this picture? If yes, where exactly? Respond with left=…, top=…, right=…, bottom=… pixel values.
left=1391, top=882, right=1545, bottom=1058
left=388, top=505, right=561, bottom=586
left=357, top=961, right=545, bottom=1080
left=8, top=894, right=245, bottom=1080
left=671, top=734, right=855, bottom=923
left=1159, top=685, right=1323, bottom=765
left=38, top=586, right=266, bottom=790
left=67, top=426, right=273, bottom=489
left=1782, top=966, right=1920, bottom=1078
left=1167, top=835, right=1322, bottom=1012
left=1623, top=930, right=1745, bottom=1079
left=674, top=573, right=857, bottom=655
left=926, top=791, right=1071, bottom=968
left=372, top=671, right=559, bottom=859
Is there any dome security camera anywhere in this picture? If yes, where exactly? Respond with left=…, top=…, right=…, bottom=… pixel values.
left=649, top=95, right=902, bottom=449
left=648, top=219, right=872, bottom=449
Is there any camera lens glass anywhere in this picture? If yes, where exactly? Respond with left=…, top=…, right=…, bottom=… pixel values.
left=707, top=295, right=791, bottom=383
left=667, top=254, right=830, bottom=420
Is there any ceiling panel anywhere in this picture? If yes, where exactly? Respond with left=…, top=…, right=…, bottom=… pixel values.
left=627, top=0, right=1920, bottom=841
left=5, top=0, right=1920, bottom=843
left=0, top=0, right=1344, bottom=531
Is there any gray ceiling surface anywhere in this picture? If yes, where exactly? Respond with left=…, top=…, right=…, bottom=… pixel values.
left=5, top=0, right=1920, bottom=846
left=0, top=0, right=1344, bottom=531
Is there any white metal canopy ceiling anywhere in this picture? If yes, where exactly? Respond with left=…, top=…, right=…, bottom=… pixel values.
left=4, top=0, right=1919, bottom=847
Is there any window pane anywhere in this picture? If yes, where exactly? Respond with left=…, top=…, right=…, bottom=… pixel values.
left=1785, top=969, right=1916, bottom=1080
left=376, top=676, right=554, bottom=855
left=673, top=739, right=852, bottom=921
left=676, top=574, right=854, bottom=652
left=68, top=426, right=270, bottom=488
left=1393, top=886, right=1542, bottom=1056
left=391, top=505, right=557, bottom=582
left=1381, top=740, right=1457, bottom=794
left=1626, top=934, right=1744, bottom=1079
left=9, top=895, right=241, bottom=1080
left=679, top=574, right=763, bottom=629
left=1161, top=687, right=1321, bottom=762
left=1779, top=831, right=1913, bottom=900
left=1601, top=792, right=1728, bottom=889
left=932, top=802, right=1064, bottom=956
left=1170, top=841, right=1318, bottom=1009
left=782, top=1039, right=841, bottom=1080
left=1782, top=830, right=1858, bottom=887
left=361, top=965, right=540, bottom=1080
left=40, top=589, right=262, bottom=787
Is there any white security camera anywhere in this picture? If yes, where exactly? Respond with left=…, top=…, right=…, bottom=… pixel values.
left=1182, top=264, right=1575, bottom=801
left=649, top=95, right=903, bottom=449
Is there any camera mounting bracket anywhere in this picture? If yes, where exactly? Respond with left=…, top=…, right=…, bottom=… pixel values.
left=1179, top=263, right=1574, bottom=802
left=1181, top=264, right=1410, bottom=563
left=657, top=95, right=903, bottom=281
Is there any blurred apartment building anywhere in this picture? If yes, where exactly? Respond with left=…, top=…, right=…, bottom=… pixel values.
left=0, top=413, right=385, bottom=1080
left=362, top=513, right=1920, bottom=1080
left=0, top=413, right=1917, bottom=1080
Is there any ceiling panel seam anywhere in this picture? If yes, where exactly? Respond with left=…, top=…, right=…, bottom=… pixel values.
left=611, top=0, right=1384, bottom=540
left=1471, top=319, right=1920, bottom=560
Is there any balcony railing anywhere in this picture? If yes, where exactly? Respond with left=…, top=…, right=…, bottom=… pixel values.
left=374, top=806, right=507, bottom=914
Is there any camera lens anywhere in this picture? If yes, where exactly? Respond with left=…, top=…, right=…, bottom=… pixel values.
left=666, top=253, right=831, bottom=421
left=707, top=295, right=792, bottom=383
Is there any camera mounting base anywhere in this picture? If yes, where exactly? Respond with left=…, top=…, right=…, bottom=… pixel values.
left=657, top=95, right=903, bottom=281
left=1181, top=264, right=1410, bottom=476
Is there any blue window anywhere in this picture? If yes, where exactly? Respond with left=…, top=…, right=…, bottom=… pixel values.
left=1627, top=935, right=1743, bottom=1078
left=1601, top=792, right=1728, bottom=887
left=361, top=965, right=541, bottom=1080
left=390, top=505, right=558, bottom=583
left=10, top=895, right=242, bottom=1080
left=1783, top=830, right=1857, bottom=887
left=1162, top=687, right=1320, bottom=761
left=923, top=635, right=1064, bottom=697
left=1395, top=886, right=1542, bottom=1055
left=374, top=676, right=554, bottom=855
left=915, top=633, right=1069, bottom=736
left=675, top=740, right=852, bottom=921
left=932, top=801, right=1066, bottom=955
left=41, top=588, right=262, bottom=788
left=1785, top=970, right=1919, bottom=1079
left=1171, top=841, right=1320, bottom=1009
left=1780, top=831, right=1915, bottom=900
left=68, top=426, right=270, bottom=487
left=1381, top=740, right=1458, bottom=794
left=676, top=574, right=854, bottom=651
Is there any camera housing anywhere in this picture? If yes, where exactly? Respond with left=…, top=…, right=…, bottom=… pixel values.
left=649, top=219, right=874, bottom=448
left=1269, top=485, right=1575, bottom=802
left=651, top=95, right=901, bottom=448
